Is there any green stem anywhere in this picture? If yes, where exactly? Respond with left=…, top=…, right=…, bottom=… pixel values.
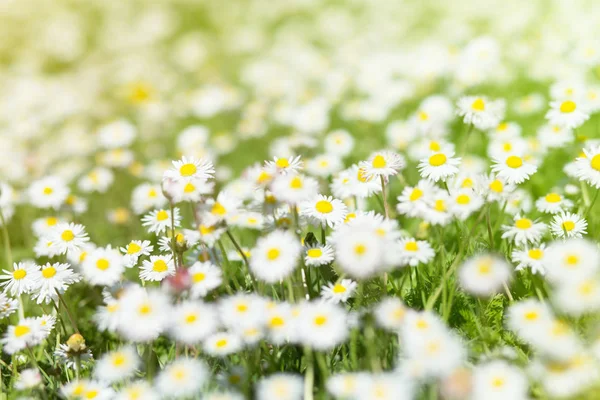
left=226, top=229, right=256, bottom=290
left=55, top=290, right=79, bottom=334
left=217, top=240, right=238, bottom=294
left=303, top=347, right=314, bottom=400
left=0, top=208, right=23, bottom=319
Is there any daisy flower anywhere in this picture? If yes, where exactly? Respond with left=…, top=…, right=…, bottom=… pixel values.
left=270, top=173, right=319, bottom=204
left=535, top=192, right=573, bottom=214
left=396, top=180, right=437, bottom=218
left=546, top=99, right=590, bottom=129
left=304, top=244, right=335, bottom=267
left=320, top=279, right=357, bottom=303
left=550, top=211, right=587, bottom=238
left=575, top=145, right=600, bottom=188
left=120, top=240, right=153, bottom=268
left=511, top=244, right=547, bottom=275
left=115, top=286, right=171, bottom=342
left=0, top=261, right=39, bottom=296
left=417, top=151, right=461, bottom=182
left=81, top=246, right=125, bottom=286
left=27, top=176, right=69, bottom=209
left=131, top=183, right=168, bottom=215
left=94, top=346, right=140, bottom=383
left=1, top=317, right=43, bottom=354
left=374, top=297, right=407, bottom=331
left=48, top=222, right=89, bottom=255
left=324, top=129, right=354, bottom=156
left=14, top=368, right=42, bottom=391
left=448, top=188, right=484, bottom=220
left=330, top=165, right=381, bottom=199
left=264, top=155, right=303, bottom=175
left=544, top=238, right=600, bottom=285
left=188, top=261, right=222, bottom=298
left=422, top=191, right=453, bottom=226
left=32, top=216, right=64, bottom=237
left=141, top=207, right=181, bottom=235
left=0, top=292, right=18, bottom=319
left=305, top=154, right=343, bottom=178
left=115, top=381, right=159, bottom=400
left=491, top=154, right=537, bottom=184
left=553, top=276, right=600, bottom=316
left=537, top=124, right=574, bottom=149
left=458, top=254, right=512, bottom=297
left=249, top=230, right=301, bottom=283
left=78, top=167, right=114, bottom=193
left=359, top=150, right=405, bottom=179
left=456, top=96, right=505, bottom=130
left=203, top=332, right=243, bottom=356
left=300, top=195, right=347, bottom=228
left=332, top=228, right=384, bottom=279
left=31, top=262, right=80, bottom=304
left=169, top=300, right=219, bottom=344
left=97, top=119, right=136, bottom=148
left=163, top=156, right=214, bottom=183
left=471, top=361, right=528, bottom=400
left=256, top=374, right=303, bottom=400
left=156, top=358, right=208, bottom=399
left=297, top=301, right=348, bottom=350
left=397, top=238, right=435, bottom=267
left=140, top=254, right=175, bottom=282
left=501, top=215, right=546, bottom=245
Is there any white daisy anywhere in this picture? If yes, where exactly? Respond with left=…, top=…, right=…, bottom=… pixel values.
left=48, top=222, right=89, bottom=255
left=418, top=151, right=461, bottom=182
left=456, top=96, right=505, bottom=130
left=501, top=215, right=546, bottom=245
left=141, top=208, right=181, bottom=235
left=300, top=195, right=347, bottom=228
left=0, top=261, right=39, bottom=296
left=249, top=230, right=301, bottom=283
left=81, top=246, right=125, bottom=287
left=546, top=99, right=590, bottom=129
left=575, top=145, right=600, bottom=188
left=156, top=358, right=209, bottom=398
left=304, top=244, right=335, bottom=267
left=511, top=244, right=547, bottom=275
left=163, top=156, right=215, bottom=183
left=459, top=254, right=512, bottom=297
left=359, top=150, right=405, bottom=179
left=119, top=240, right=153, bottom=268
left=550, top=212, right=587, bottom=238
left=535, top=192, right=573, bottom=214
left=31, top=262, right=80, bottom=304
left=188, top=261, right=222, bottom=298
left=320, top=279, right=357, bottom=303
left=203, top=332, right=243, bottom=356
left=140, top=254, right=176, bottom=282
left=491, top=155, right=537, bottom=184
left=397, top=238, right=435, bottom=267
left=264, top=155, right=303, bottom=175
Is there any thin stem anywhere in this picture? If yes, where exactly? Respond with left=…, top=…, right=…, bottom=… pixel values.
left=217, top=240, right=237, bottom=294
left=226, top=229, right=256, bottom=290
left=303, top=346, right=315, bottom=400
left=503, top=282, right=514, bottom=302
left=586, top=188, right=600, bottom=219
left=169, top=202, right=179, bottom=267
left=0, top=208, right=23, bottom=319
left=380, top=175, right=390, bottom=219
left=26, top=348, right=49, bottom=400
left=55, top=290, right=79, bottom=334
left=461, top=123, right=475, bottom=154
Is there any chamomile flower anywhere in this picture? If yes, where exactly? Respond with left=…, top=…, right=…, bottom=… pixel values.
left=81, top=246, right=125, bottom=286
left=78, top=167, right=114, bottom=193
left=156, top=358, right=209, bottom=398
left=546, top=99, right=590, bottom=129
left=374, top=297, right=407, bottom=330
left=324, top=129, right=354, bottom=156
left=422, top=191, right=453, bottom=226
left=32, top=216, right=64, bottom=237
left=300, top=195, right=347, bottom=228
left=249, top=230, right=301, bottom=283
left=575, top=145, right=600, bottom=188
left=397, top=238, right=435, bottom=267
left=471, top=360, right=528, bottom=400
left=359, top=150, right=405, bottom=179
left=169, top=300, right=219, bottom=344
left=456, top=96, right=505, bottom=130
left=448, top=188, right=484, bottom=220
left=550, top=212, right=587, bottom=238
left=297, top=301, right=348, bottom=350
left=204, top=332, right=243, bottom=356
left=535, top=192, right=573, bottom=214
left=332, top=227, right=384, bottom=279
left=48, top=222, right=89, bottom=255
left=491, top=154, right=537, bottom=184
left=94, top=346, right=140, bottom=383
left=544, top=238, right=600, bottom=285
left=396, top=180, right=437, bottom=217
left=304, top=244, right=335, bottom=267
left=97, top=119, right=136, bottom=148
left=131, top=183, right=167, bottom=214
left=256, top=374, right=303, bottom=400
left=0, top=292, right=18, bottom=319
left=331, top=165, right=381, bottom=199
left=188, top=261, right=222, bottom=298
left=459, top=254, right=512, bottom=297
left=320, top=279, right=357, bottom=303
left=305, top=154, right=343, bottom=177
left=14, top=368, right=42, bottom=390
left=31, top=262, right=80, bottom=304
left=1, top=318, right=43, bottom=354
left=140, top=254, right=175, bottom=282
left=511, top=244, right=547, bottom=275
left=115, top=381, right=159, bottom=400
left=264, top=155, right=303, bottom=175
left=270, top=173, right=319, bottom=204
left=27, top=176, right=69, bottom=209
left=0, top=261, right=39, bottom=296
left=116, top=286, right=171, bottom=342
left=141, top=207, right=181, bottom=234
left=163, top=156, right=215, bottom=183
left=418, top=151, right=461, bottom=182
left=501, top=215, right=546, bottom=245
left=537, top=124, right=574, bottom=149
left=553, top=276, right=600, bottom=316
left=120, top=240, right=153, bottom=268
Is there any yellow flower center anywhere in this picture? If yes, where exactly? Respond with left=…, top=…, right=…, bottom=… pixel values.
left=471, top=98, right=485, bottom=111
left=497, top=122, right=508, bottom=131
left=269, top=316, right=285, bottom=327
left=236, top=304, right=248, bottom=312
left=185, top=314, right=197, bottom=324
left=560, top=100, right=576, bottom=113
left=461, top=178, right=473, bottom=188
left=307, top=248, right=322, bottom=258
left=524, top=311, right=538, bottom=321
left=183, top=182, right=196, bottom=193
left=257, top=171, right=272, bottom=183
left=42, top=267, right=56, bottom=278
left=354, top=244, right=366, bottom=255
left=478, top=261, right=492, bottom=275
left=179, top=163, right=197, bottom=177
left=491, top=377, right=505, bottom=388
left=112, top=353, right=126, bottom=366
left=276, top=158, right=289, bottom=168
left=357, top=168, right=370, bottom=183
left=192, top=272, right=206, bottom=283
left=85, top=390, right=98, bottom=399
left=13, top=269, right=26, bottom=280
left=489, top=180, right=503, bottom=193
left=429, top=141, right=440, bottom=151
left=332, top=284, right=346, bottom=293
left=127, top=242, right=142, bottom=254
left=565, top=254, right=579, bottom=266
left=289, top=176, right=303, bottom=189
left=545, top=193, right=561, bottom=203
left=456, top=194, right=470, bottom=205
left=148, top=189, right=157, bottom=198
left=579, top=281, right=595, bottom=296
left=503, top=142, right=512, bottom=152
left=418, top=111, right=429, bottom=121
left=314, top=315, right=327, bottom=326
left=409, top=188, right=423, bottom=201
left=428, top=153, right=447, bottom=167
left=211, top=202, right=226, bottom=216
left=590, top=154, right=600, bottom=171
left=153, top=260, right=168, bottom=272
left=156, top=210, right=169, bottom=221
left=14, top=325, right=30, bottom=337
left=315, top=200, right=333, bottom=213
left=515, top=218, right=532, bottom=229
left=61, top=230, right=75, bottom=242
left=372, top=155, right=386, bottom=168
left=96, top=259, right=110, bottom=271
left=562, top=221, right=575, bottom=231
left=138, top=304, right=152, bottom=315
left=199, top=225, right=215, bottom=235
left=405, top=241, right=419, bottom=251
left=528, top=249, right=543, bottom=260
left=46, top=217, right=58, bottom=226
left=416, top=319, right=428, bottom=329
left=434, top=199, right=446, bottom=212
left=267, top=248, right=280, bottom=260
left=43, top=187, right=53, bottom=195
left=506, top=155, right=523, bottom=168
